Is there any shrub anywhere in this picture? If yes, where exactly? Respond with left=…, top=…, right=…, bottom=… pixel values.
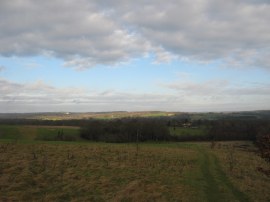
left=257, top=133, right=270, bottom=163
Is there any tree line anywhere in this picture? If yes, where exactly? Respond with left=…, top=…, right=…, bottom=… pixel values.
left=80, top=119, right=171, bottom=143
left=208, top=119, right=270, bottom=141
left=1, top=116, right=270, bottom=144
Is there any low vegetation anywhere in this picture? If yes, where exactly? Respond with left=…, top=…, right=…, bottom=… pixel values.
left=0, top=141, right=269, bottom=201
left=0, top=141, right=194, bottom=201
left=257, top=133, right=270, bottom=163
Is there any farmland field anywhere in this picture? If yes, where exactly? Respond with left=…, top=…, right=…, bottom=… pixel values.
left=0, top=132, right=269, bottom=201
left=169, top=126, right=207, bottom=137
left=0, top=125, right=81, bottom=141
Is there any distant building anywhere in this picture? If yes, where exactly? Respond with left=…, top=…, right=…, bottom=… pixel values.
left=182, top=123, right=192, bottom=128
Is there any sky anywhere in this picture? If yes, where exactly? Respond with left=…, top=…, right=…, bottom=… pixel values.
left=0, top=0, right=270, bottom=113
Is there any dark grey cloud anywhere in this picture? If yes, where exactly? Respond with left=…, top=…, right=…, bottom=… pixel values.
left=96, top=0, right=270, bottom=68
left=0, top=0, right=151, bottom=69
left=110, top=0, right=270, bottom=68
left=0, top=0, right=269, bottom=69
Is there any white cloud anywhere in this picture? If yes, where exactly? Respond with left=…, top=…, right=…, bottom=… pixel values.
left=160, top=78, right=270, bottom=111
left=0, top=0, right=269, bottom=69
left=162, top=78, right=270, bottom=96
left=163, top=80, right=229, bottom=95
left=0, top=78, right=177, bottom=112
left=0, top=78, right=269, bottom=112
left=0, top=65, right=6, bottom=72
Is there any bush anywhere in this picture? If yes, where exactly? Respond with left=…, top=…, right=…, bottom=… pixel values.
left=257, top=133, right=270, bottom=163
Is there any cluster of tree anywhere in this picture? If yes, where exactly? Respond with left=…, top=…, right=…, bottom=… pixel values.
left=208, top=120, right=270, bottom=141
left=80, top=119, right=171, bottom=143
left=1, top=116, right=270, bottom=145
left=80, top=119, right=270, bottom=143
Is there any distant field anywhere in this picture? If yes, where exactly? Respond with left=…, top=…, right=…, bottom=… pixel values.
left=1, top=125, right=210, bottom=142
left=0, top=125, right=80, bottom=141
left=169, top=126, right=208, bottom=137
left=0, top=140, right=269, bottom=201
left=169, top=126, right=206, bottom=136
left=1, top=110, right=270, bottom=121
left=0, top=111, right=175, bottom=120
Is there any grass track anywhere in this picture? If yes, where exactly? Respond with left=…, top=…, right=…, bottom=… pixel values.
left=194, top=145, right=250, bottom=202
left=212, top=155, right=249, bottom=202
left=199, top=148, right=221, bottom=202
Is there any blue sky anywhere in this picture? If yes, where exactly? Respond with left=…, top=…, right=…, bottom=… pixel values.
left=0, top=0, right=270, bottom=112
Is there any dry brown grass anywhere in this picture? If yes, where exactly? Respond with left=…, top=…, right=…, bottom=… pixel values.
left=210, top=141, right=270, bottom=202
left=0, top=142, right=196, bottom=201
left=1, top=141, right=269, bottom=201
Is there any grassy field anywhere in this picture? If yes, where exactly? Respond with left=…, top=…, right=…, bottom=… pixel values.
left=4, top=111, right=175, bottom=120
left=169, top=126, right=208, bottom=138
left=0, top=137, right=269, bottom=201
left=0, top=125, right=81, bottom=141
left=0, top=124, right=209, bottom=142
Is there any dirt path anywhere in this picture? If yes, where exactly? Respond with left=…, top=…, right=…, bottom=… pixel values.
left=194, top=146, right=249, bottom=202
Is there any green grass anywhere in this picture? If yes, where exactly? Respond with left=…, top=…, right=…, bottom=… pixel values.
left=211, top=154, right=249, bottom=202
left=35, top=127, right=80, bottom=141
left=0, top=125, right=81, bottom=141
left=195, top=146, right=248, bottom=202
left=0, top=125, right=20, bottom=139
left=169, top=126, right=207, bottom=137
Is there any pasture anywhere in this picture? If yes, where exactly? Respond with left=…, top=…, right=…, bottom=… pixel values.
left=0, top=125, right=81, bottom=141
left=169, top=126, right=207, bottom=137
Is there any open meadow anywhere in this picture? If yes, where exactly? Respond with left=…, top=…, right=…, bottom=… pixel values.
left=0, top=126, right=270, bottom=202
left=0, top=125, right=81, bottom=141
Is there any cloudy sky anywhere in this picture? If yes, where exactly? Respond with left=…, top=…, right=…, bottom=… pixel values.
left=0, top=0, right=270, bottom=112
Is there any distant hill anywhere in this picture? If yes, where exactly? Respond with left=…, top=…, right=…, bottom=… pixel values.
left=0, top=111, right=175, bottom=120
left=188, top=110, right=270, bottom=121
left=0, top=110, right=269, bottom=121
